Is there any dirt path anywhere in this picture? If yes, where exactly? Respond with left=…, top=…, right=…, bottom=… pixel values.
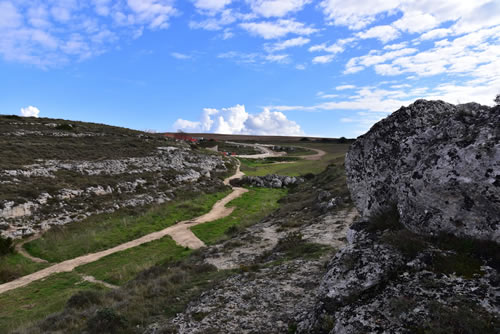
left=297, top=147, right=326, bottom=160
left=229, top=142, right=286, bottom=159
left=15, top=234, right=48, bottom=264
left=0, top=163, right=247, bottom=295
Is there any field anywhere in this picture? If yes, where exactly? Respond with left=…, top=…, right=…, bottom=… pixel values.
left=191, top=187, right=287, bottom=245
left=0, top=128, right=353, bottom=333
left=240, top=143, right=350, bottom=176
left=23, top=190, right=230, bottom=263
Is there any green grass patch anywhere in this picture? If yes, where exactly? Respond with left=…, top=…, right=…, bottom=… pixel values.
left=76, top=236, right=192, bottom=285
left=24, top=190, right=231, bottom=263
left=240, top=143, right=350, bottom=176
left=0, top=272, right=106, bottom=333
left=0, top=252, right=50, bottom=284
left=191, top=188, right=287, bottom=245
left=22, top=253, right=236, bottom=333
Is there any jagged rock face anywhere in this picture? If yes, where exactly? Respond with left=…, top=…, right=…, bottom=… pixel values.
left=346, top=100, right=500, bottom=242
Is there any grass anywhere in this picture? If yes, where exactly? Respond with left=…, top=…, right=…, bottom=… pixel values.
left=239, top=143, right=350, bottom=176
left=0, top=252, right=50, bottom=284
left=24, top=190, right=231, bottom=263
left=0, top=272, right=106, bottom=333
left=20, top=252, right=236, bottom=334
left=76, top=236, right=192, bottom=285
left=191, top=187, right=287, bottom=245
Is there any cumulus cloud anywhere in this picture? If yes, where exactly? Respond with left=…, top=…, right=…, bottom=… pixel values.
left=193, top=0, right=233, bottom=12
left=20, top=106, right=40, bottom=117
left=356, top=25, right=400, bottom=43
left=173, top=104, right=303, bottom=135
left=246, top=0, right=311, bottom=18
left=0, top=0, right=178, bottom=67
left=171, top=52, right=191, bottom=59
left=240, top=19, right=318, bottom=39
left=265, top=36, right=310, bottom=52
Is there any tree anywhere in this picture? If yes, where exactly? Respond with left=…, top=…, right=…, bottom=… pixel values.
left=494, top=94, right=500, bottom=106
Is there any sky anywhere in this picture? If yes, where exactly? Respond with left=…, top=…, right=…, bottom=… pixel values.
left=1, top=0, right=499, bottom=138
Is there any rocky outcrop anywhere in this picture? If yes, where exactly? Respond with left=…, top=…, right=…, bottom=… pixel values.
left=0, top=146, right=230, bottom=239
left=345, top=100, right=500, bottom=242
left=230, top=174, right=304, bottom=188
left=302, top=99, right=500, bottom=333
left=299, top=224, right=500, bottom=333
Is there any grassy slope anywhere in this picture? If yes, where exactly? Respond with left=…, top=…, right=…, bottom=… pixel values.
left=0, top=253, right=49, bottom=284
left=24, top=190, right=230, bottom=263
left=240, top=143, right=350, bottom=176
left=0, top=272, right=106, bottom=333
left=191, top=188, right=287, bottom=245
left=76, top=236, right=191, bottom=285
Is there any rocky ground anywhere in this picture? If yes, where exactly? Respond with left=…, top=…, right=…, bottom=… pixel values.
left=145, top=208, right=358, bottom=334
left=0, top=116, right=232, bottom=238
left=302, top=100, right=500, bottom=334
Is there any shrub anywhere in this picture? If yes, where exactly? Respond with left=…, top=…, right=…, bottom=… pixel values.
left=86, top=308, right=128, bottom=334
left=0, top=236, right=14, bottom=256
left=366, top=204, right=402, bottom=233
left=416, top=301, right=500, bottom=334
left=66, top=290, right=102, bottom=309
left=494, top=93, right=500, bottom=106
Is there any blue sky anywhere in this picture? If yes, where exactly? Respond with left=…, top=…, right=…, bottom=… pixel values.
left=1, top=1, right=499, bottom=138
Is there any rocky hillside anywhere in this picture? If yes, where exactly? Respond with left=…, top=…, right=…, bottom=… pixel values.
left=0, top=115, right=232, bottom=239
left=302, top=100, right=499, bottom=333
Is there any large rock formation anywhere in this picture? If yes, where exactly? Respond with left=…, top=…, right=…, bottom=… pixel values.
left=299, top=100, right=500, bottom=333
left=346, top=100, right=500, bottom=242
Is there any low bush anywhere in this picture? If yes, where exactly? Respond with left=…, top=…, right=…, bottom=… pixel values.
left=0, top=236, right=14, bottom=256
left=366, top=204, right=402, bottom=233
left=86, top=308, right=128, bottom=334
left=66, top=290, right=102, bottom=309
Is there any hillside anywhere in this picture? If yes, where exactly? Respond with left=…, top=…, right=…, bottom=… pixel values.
left=0, top=115, right=232, bottom=239
left=1, top=100, right=498, bottom=333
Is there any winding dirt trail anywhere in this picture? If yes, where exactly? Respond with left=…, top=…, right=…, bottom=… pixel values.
left=0, top=163, right=247, bottom=295
left=297, top=147, right=326, bottom=161
left=15, top=234, right=48, bottom=264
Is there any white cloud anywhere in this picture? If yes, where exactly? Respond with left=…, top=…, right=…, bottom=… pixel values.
left=173, top=104, right=303, bottom=135
left=319, top=0, right=401, bottom=30
left=0, top=0, right=179, bottom=67
left=384, top=42, right=407, bottom=50
left=336, top=85, right=355, bottom=90
left=265, top=36, right=309, bottom=52
left=20, top=106, right=40, bottom=117
left=171, top=52, right=191, bottom=59
left=246, top=0, right=310, bottom=18
left=312, top=54, right=334, bottom=64
left=418, top=28, right=452, bottom=41
left=265, top=54, right=289, bottom=63
left=0, top=1, right=22, bottom=28
left=295, top=63, right=306, bottom=70
left=392, top=11, right=438, bottom=33
left=357, top=25, right=400, bottom=43
left=193, top=0, right=233, bottom=12
left=240, top=19, right=318, bottom=39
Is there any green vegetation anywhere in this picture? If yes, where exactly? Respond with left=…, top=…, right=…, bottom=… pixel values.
left=0, top=115, right=174, bottom=170
left=76, top=236, right=191, bottom=285
left=240, top=143, right=350, bottom=176
left=413, top=301, right=500, bottom=334
left=24, top=190, right=230, bottom=262
left=366, top=202, right=499, bottom=278
left=0, top=272, right=106, bottom=333
left=0, top=236, right=14, bottom=256
left=273, top=232, right=332, bottom=261
left=0, top=252, right=49, bottom=284
left=18, top=252, right=235, bottom=334
left=191, top=187, right=287, bottom=245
